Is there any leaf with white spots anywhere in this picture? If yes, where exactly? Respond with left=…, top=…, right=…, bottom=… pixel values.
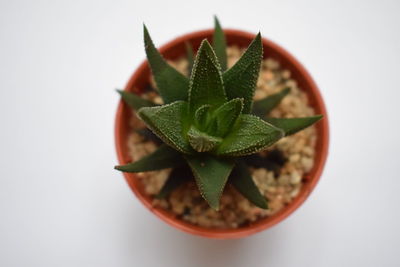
left=223, top=33, right=263, bottom=113
left=144, top=25, right=189, bottom=103
left=185, top=155, right=234, bottom=210
left=137, top=101, right=193, bottom=154
left=215, top=114, right=284, bottom=156
left=188, top=39, right=227, bottom=112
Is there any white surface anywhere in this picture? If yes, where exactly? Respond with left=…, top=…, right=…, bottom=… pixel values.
left=1, top=0, right=399, bottom=266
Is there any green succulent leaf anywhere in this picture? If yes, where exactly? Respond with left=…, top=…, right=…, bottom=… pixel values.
left=212, top=16, right=227, bottom=71
left=114, top=144, right=183, bottom=172
left=230, top=161, right=268, bottom=209
left=223, top=33, right=263, bottom=113
left=242, top=149, right=286, bottom=175
left=208, top=98, right=243, bottom=137
left=187, top=126, right=222, bottom=152
left=252, top=87, right=290, bottom=117
left=216, top=114, right=284, bottom=156
left=156, top=165, right=192, bottom=199
left=185, top=41, right=195, bottom=76
left=194, top=104, right=211, bottom=130
left=137, top=101, right=193, bottom=154
left=144, top=25, right=189, bottom=103
left=117, top=90, right=156, bottom=110
left=185, top=155, right=234, bottom=210
left=135, top=128, right=162, bottom=145
left=265, top=115, right=323, bottom=136
left=188, top=39, right=227, bottom=112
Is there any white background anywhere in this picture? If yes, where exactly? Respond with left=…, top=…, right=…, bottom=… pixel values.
left=1, top=0, right=399, bottom=266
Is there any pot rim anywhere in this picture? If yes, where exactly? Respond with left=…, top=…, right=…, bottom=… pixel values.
left=115, top=28, right=329, bottom=239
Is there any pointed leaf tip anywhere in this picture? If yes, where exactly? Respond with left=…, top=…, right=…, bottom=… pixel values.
left=230, top=161, right=268, bottom=209
left=265, top=115, right=323, bottom=136
left=143, top=26, right=189, bottom=103
left=252, top=87, right=290, bottom=117
left=188, top=39, right=227, bottom=112
left=114, top=144, right=183, bottom=173
left=117, top=89, right=156, bottom=110
left=223, top=33, right=263, bottom=113
left=143, top=24, right=150, bottom=40
left=214, top=15, right=220, bottom=25
left=213, top=16, right=227, bottom=71
left=199, top=39, right=213, bottom=51
left=184, top=41, right=194, bottom=75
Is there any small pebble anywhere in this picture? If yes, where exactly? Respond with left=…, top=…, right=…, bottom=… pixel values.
left=301, top=157, right=314, bottom=172
left=289, top=153, right=301, bottom=163
left=282, top=70, right=291, bottom=79
left=290, top=171, right=302, bottom=185
left=153, top=96, right=163, bottom=105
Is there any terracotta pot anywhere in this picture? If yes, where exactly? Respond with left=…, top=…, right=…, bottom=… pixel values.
left=115, top=29, right=329, bottom=239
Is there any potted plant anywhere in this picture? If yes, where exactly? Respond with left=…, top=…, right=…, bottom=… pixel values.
left=114, top=17, right=329, bottom=239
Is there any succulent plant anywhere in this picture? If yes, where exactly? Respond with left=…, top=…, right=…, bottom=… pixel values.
left=115, top=17, right=323, bottom=210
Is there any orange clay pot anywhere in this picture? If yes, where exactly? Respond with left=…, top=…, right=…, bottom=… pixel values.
left=115, top=29, right=329, bottom=239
